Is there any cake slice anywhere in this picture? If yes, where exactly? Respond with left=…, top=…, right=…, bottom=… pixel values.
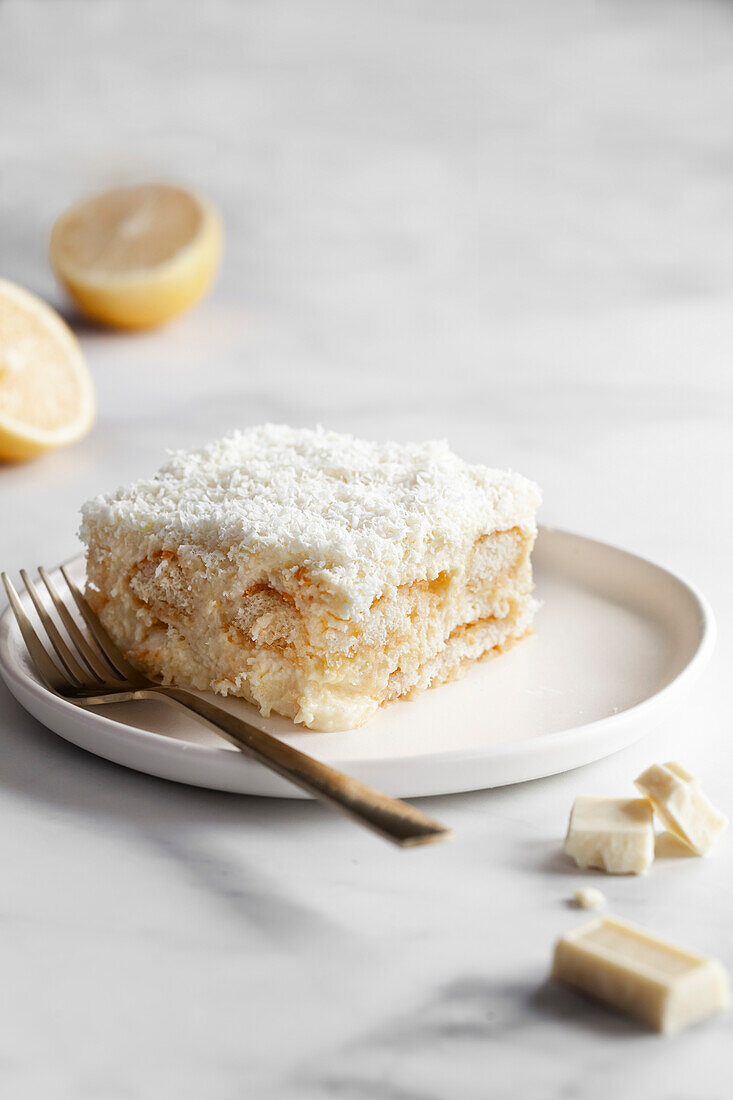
left=80, top=425, right=541, bottom=731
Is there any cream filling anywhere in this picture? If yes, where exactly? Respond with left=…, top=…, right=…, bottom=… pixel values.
left=85, top=527, right=537, bottom=731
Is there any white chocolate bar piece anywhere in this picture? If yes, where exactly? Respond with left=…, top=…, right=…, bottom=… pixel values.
left=552, top=916, right=730, bottom=1033
left=564, top=796, right=654, bottom=875
left=573, top=887, right=606, bottom=910
left=635, top=762, right=728, bottom=856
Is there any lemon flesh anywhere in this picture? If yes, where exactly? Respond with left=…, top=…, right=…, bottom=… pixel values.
left=50, top=183, right=222, bottom=329
left=0, top=279, right=96, bottom=461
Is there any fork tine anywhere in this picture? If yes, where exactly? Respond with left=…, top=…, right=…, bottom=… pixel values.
left=38, top=567, right=114, bottom=683
left=20, top=570, right=92, bottom=686
left=60, top=565, right=140, bottom=680
left=1, top=573, right=70, bottom=693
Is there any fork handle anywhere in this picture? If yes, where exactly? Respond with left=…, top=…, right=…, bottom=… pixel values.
left=149, top=687, right=453, bottom=848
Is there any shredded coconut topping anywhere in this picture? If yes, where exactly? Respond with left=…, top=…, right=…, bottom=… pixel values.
left=80, top=424, right=540, bottom=617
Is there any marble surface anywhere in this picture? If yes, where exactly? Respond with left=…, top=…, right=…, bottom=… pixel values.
left=2, top=1, right=733, bottom=1096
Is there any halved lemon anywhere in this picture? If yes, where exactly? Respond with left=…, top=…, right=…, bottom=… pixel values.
left=0, top=279, right=96, bottom=461
left=49, top=183, right=222, bottom=329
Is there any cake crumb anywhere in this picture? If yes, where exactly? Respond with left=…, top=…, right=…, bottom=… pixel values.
left=573, top=887, right=606, bottom=910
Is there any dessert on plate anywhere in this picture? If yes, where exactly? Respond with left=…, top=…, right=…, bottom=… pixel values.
left=80, top=425, right=541, bottom=731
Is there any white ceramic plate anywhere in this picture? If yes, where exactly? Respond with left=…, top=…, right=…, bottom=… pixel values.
left=0, top=529, right=714, bottom=798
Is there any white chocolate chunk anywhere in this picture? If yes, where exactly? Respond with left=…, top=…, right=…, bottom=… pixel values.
left=552, top=915, right=730, bottom=1033
left=573, top=887, right=606, bottom=910
left=635, top=762, right=728, bottom=856
left=564, top=796, right=654, bottom=875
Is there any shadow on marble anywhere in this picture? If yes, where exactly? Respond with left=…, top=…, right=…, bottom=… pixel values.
left=50, top=301, right=110, bottom=334
left=56, top=305, right=122, bottom=338
left=0, top=681, right=357, bottom=942
left=524, top=839, right=579, bottom=876
left=524, top=832, right=699, bottom=880
left=291, top=976, right=532, bottom=1100
left=530, top=979, right=643, bottom=1038
left=524, top=832, right=701, bottom=881
left=54, top=303, right=192, bottom=341
left=287, top=972, right=645, bottom=1099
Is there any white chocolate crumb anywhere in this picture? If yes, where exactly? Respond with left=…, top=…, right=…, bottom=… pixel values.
left=573, top=887, right=606, bottom=910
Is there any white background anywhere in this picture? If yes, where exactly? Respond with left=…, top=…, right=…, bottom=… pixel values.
left=1, top=1, right=732, bottom=1096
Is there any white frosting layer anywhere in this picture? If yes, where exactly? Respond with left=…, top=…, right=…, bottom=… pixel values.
left=80, top=424, right=541, bottom=617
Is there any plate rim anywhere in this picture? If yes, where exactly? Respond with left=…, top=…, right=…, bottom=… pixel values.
left=0, top=527, right=717, bottom=779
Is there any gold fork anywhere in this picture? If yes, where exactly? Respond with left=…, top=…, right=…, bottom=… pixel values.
left=1, top=566, right=453, bottom=848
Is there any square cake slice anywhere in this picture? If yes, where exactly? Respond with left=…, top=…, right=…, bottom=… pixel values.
left=80, top=425, right=541, bottom=731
